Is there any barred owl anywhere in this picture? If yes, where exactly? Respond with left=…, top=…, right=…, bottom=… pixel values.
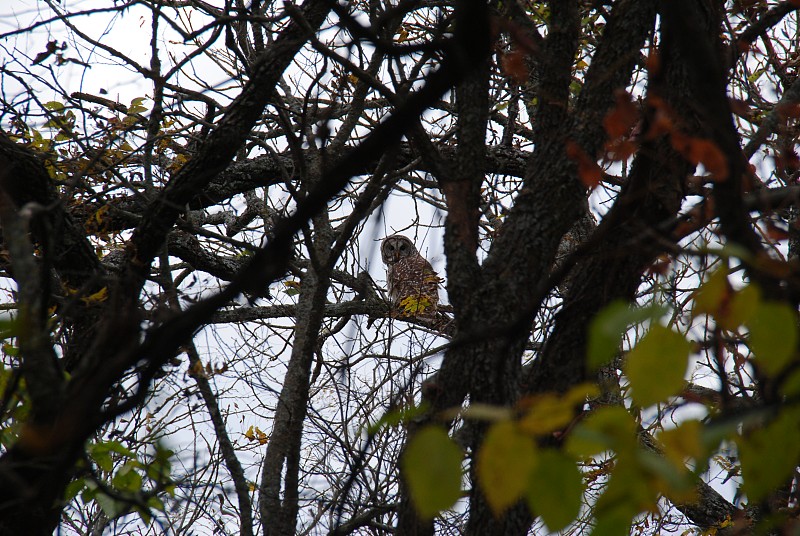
left=381, top=234, right=439, bottom=318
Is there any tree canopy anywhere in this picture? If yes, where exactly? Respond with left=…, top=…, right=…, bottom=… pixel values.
left=2, top=0, right=800, bottom=534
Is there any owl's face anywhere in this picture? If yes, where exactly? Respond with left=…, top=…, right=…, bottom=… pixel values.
left=381, top=235, right=416, bottom=265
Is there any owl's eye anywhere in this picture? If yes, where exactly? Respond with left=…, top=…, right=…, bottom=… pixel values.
left=399, top=244, right=407, bottom=251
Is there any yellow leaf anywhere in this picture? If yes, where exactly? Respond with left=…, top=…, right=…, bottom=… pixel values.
left=94, top=205, right=110, bottom=225
left=399, top=295, right=433, bottom=316
left=692, top=268, right=731, bottom=316
left=518, top=393, right=575, bottom=435
left=254, top=427, right=268, bottom=445
left=477, top=421, right=536, bottom=515
left=625, top=325, right=692, bottom=407
left=518, top=383, right=599, bottom=436
left=747, top=301, right=799, bottom=376
left=189, top=360, right=206, bottom=378
left=658, top=420, right=704, bottom=468
left=80, top=287, right=108, bottom=305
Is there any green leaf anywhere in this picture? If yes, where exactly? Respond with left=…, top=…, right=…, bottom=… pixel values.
left=0, top=317, right=20, bottom=340
left=128, top=97, right=149, bottom=115
left=402, top=426, right=463, bottom=519
left=747, top=67, right=766, bottom=82
left=727, top=284, right=761, bottom=329
left=566, top=406, right=637, bottom=459
left=738, top=409, right=800, bottom=502
left=587, top=301, right=667, bottom=370
left=780, top=368, right=800, bottom=397
left=80, top=482, right=97, bottom=503
left=94, top=491, right=127, bottom=518
left=747, top=301, right=798, bottom=376
left=367, top=404, right=428, bottom=434
left=89, top=446, right=113, bottom=473
left=88, top=440, right=137, bottom=473
left=625, top=325, right=692, bottom=407
left=147, top=495, right=166, bottom=512
left=136, top=505, right=152, bottom=525
left=526, top=449, right=582, bottom=531
left=636, top=450, right=696, bottom=503
left=477, top=421, right=536, bottom=515
left=592, top=462, right=651, bottom=536
left=43, top=100, right=65, bottom=111
left=64, top=478, right=85, bottom=501
left=112, top=463, right=143, bottom=493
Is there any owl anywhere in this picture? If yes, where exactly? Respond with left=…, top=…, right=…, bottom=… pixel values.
left=381, top=234, right=440, bottom=318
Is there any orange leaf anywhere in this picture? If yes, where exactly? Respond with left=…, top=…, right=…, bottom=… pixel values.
left=603, top=90, right=639, bottom=139
left=566, top=140, right=602, bottom=189
left=688, top=138, right=728, bottom=180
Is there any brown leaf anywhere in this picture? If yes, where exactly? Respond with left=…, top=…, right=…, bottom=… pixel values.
left=736, top=39, right=753, bottom=53
left=644, top=96, right=674, bottom=140
left=776, top=149, right=800, bottom=173
left=729, top=98, right=751, bottom=119
left=778, top=103, right=800, bottom=119
left=32, top=40, right=60, bottom=66
left=501, top=50, right=528, bottom=84
left=646, top=49, right=661, bottom=76
left=566, top=140, right=602, bottom=189
left=604, top=139, right=638, bottom=161
left=766, top=221, right=789, bottom=242
left=671, top=133, right=728, bottom=181
left=647, top=254, right=672, bottom=276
